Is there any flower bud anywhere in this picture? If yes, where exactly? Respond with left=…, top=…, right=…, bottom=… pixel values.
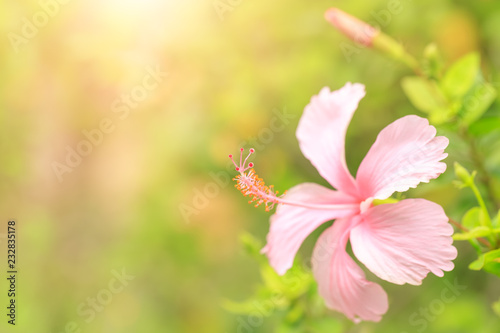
left=324, top=8, right=378, bottom=47
left=454, top=162, right=473, bottom=184
left=325, top=8, right=419, bottom=72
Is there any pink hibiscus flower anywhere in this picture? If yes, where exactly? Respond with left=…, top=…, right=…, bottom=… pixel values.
left=230, top=83, right=457, bottom=322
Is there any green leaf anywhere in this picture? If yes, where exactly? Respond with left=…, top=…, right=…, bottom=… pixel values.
left=239, top=232, right=264, bottom=261
left=284, top=302, right=304, bottom=325
left=260, top=262, right=312, bottom=299
left=493, top=299, right=500, bottom=317
left=462, top=207, right=485, bottom=229
left=493, top=210, right=500, bottom=228
left=428, top=106, right=458, bottom=125
left=460, top=81, right=497, bottom=125
left=401, top=76, right=448, bottom=114
left=453, top=226, right=492, bottom=240
left=484, top=260, right=500, bottom=278
left=441, top=52, right=480, bottom=100
left=469, top=254, right=485, bottom=270
left=373, top=197, right=399, bottom=206
left=454, top=162, right=475, bottom=186
left=221, top=292, right=288, bottom=315
left=468, top=117, right=500, bottom=137
left=261, top=264, right=286, bottom=291
left=422, top=43, right=444, bottom=79
left=227, top=234, right=314, bottom=317
left=276, top=321, right=304, bottom=333
left=307, top=318, right=343, bottom=333
left=281, top=268, right=313, bottom=297
left=469, top=249, right=500, bottom=277
left=221, top=297, right=264, bottom=314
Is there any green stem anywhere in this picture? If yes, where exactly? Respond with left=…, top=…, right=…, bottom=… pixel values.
left=449, top=218, right=492, bottom=250
left=372, top=33, right=420, bottom=75
left=458, top=128, right=499, bottom=246
left=462, top=129, right=500, bottom=211
left=470, top=180, right=497, bottom=246
left=470, top=183, right=490, bottom=225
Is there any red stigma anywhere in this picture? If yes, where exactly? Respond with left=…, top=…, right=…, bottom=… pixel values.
left=228, top=148, right=255, bottom=173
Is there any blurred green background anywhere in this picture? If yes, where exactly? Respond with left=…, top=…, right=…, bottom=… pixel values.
left=0, top=0, right=499, bottom=332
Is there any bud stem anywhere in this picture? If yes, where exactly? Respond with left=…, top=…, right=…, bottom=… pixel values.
left=372, top=33, right=420, bottom=74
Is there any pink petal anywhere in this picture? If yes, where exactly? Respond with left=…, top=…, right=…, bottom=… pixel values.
left=356, top=115, right=448, bottom=200
left=296, top=83, right=365, bottom=196
left=262, top=183, right=358, bottom=275
left=350, top=199, right=457, bottom=285
left=312, top=218, right=388, bottom=322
